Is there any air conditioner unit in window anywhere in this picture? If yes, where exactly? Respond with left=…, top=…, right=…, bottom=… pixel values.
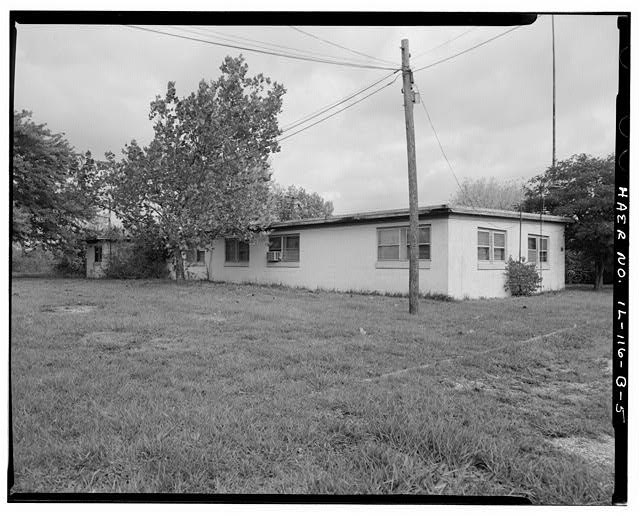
left=266, top=251, right=282, bottom=262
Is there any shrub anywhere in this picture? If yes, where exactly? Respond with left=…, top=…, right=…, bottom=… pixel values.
left=11, top=246, right=56, bottom=275
left=54, top=250, right=86, bottom=277
left=53, top=240, right=87, bottom=277
left=103, top=238, right=168, bottom=279
left=504, top=257, right=542, bottom=296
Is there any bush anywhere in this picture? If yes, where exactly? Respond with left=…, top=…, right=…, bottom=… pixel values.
left=103, top=238, right=168, bottom=279
left=54, top=250, right=86, bottom=277
left=54, top=240, right=87, bottom=277
left=11, top=246, right=56, bottom=275
left=504, top=257, right=542, bottom=296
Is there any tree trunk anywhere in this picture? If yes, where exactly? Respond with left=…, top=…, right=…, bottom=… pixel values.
left=594, top=259, right=604, bottom=290
left=174, top=248, right=185, bottom=281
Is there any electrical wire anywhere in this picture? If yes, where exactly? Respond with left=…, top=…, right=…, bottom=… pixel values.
left=411, top=27, right=477, bottom=61
left=413, top=84, right=479, bottom=209
left=414, top=26, right=521, bottom=73
left=415, top=84, right=523, bottom=231
left=277, top=75, right=401, bottom=143
left=289, top=26, right=396, bottom=66
left=171, top=25, right=367, bottom=65
left=281, top=70, right=400, bottom=133
left=125, top=25, right=397, bottom=71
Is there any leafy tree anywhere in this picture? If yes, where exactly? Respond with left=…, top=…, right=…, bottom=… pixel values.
left=270, top=183, right=334, bottom=221
left=109, top=56, right=286, bottom=280
left=521, top=154, right=614, bottom=290
left=450, top=177, right=524, bottom=210
left=12, top=111, right=98, bottom=251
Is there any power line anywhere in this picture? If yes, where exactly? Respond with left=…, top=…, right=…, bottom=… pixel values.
left=414, top=26, right=521, bottom=73
left=413, top=84, right=479, bottom=209
left=281, top=70, right=400, bottom=133
left=289, top=26, right=396, bottom=66
left=125, top=25, right=397, bottom=71
left=172, top=25, right=365, bottom=65
left=412, top=27, right=477, bottom=61
left=415, top=84, right=522, bottom=230
left=277, top=75, right=400, bottom=143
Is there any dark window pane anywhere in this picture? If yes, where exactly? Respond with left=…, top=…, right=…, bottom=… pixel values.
left=95, top=246, right=102, bottom=263
left=225, top=239, right=236, bottom=262
left=238, top=241, right=250, bottom=262
left=528, top=250, right=537, bottom=263
left=494, top=248, right=505, bottom=261
left=268, top=236, right=282, bottom=251
left=528, top=237, right=537, bottom=250
left=540, top=251, right=548, bottom=263
left=285, top=235, right=299, bottom=250
left=196, top=250, right=206, bottom=263
left=478, top=247, right=490, bottom=261
left=378, top=228, right=399, bottom=246
left=540, top=238, right=548, bottom=251
left=419, top=244, right=430, bottom=260
left=493, top=232, right=505, bottom=247
left=478, top=231, right=490, bottom=246
left=419, top=227, right=430, bottom=244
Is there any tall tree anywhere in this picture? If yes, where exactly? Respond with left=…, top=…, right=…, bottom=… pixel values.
left=521, top=153, right=615, bottom=290
left=450, top=177, right=524, bottom=210
left=270, top=183, right=334, bottom=221
left=109, top=56, right=286, bottom=280
left=12, top=110, right=98, bottom=250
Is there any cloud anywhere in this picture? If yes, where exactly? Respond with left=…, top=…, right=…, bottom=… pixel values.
left=13, top=15, right=619, bottom=213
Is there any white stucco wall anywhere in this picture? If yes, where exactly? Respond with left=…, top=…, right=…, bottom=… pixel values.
left=155, top=212, right=566, bottom=299
left=205, top=218, right=450, bottom=296
left=447, top=215, right=565, bottom=299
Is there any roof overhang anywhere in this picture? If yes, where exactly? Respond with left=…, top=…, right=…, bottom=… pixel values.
left=268, top=204, right=572, bottom=231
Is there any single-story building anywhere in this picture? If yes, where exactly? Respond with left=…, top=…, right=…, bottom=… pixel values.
left=172, top=204, right=571, bottom=299
left=85, top=237, right=131, bottom=279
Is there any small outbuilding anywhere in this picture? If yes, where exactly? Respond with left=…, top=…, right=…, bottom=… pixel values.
left=85, top=237, right=131, bottom=279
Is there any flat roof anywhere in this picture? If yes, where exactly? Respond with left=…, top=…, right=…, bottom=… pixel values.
left=269, top=203, right=572, bottom=230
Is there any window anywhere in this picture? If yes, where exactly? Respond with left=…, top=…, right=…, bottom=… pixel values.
left=196, top=250, right=206, bottom=263
left=268, top=234, right=300, bottom=262
left=225, top=238, right=250, bottom=263
left=528, top=235, right=549, bottom=265
left=477, top=229, right=506, bottom=262
left=377, top=226, right=430, bottom=261
left=94, top=245, right=103, bottom=263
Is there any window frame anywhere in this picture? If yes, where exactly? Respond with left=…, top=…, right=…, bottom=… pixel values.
left=376, top=224, right=431, bottom=262
left=268, top=233, right=300, bottom=263
left=527, top=234, right=549, bottom=267
left=225, top=238, right=250, bottom=264
left=477, top=228, right=507, bottom=264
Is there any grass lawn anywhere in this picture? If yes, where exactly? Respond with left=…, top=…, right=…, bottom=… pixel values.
left=10, top=278, right=613, bottom=503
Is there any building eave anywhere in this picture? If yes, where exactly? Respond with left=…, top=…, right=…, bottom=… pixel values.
left=268, top=203, right=572, bottom=231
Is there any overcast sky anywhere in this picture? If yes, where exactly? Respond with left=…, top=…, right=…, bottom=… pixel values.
left=13, top=14, right=619, bottom=214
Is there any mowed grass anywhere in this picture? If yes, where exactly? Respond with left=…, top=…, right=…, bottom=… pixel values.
left=10, top=278, right=613, bottom=502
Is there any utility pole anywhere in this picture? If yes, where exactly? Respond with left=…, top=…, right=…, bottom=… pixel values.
left=401, top=39, right=419, bottom=315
